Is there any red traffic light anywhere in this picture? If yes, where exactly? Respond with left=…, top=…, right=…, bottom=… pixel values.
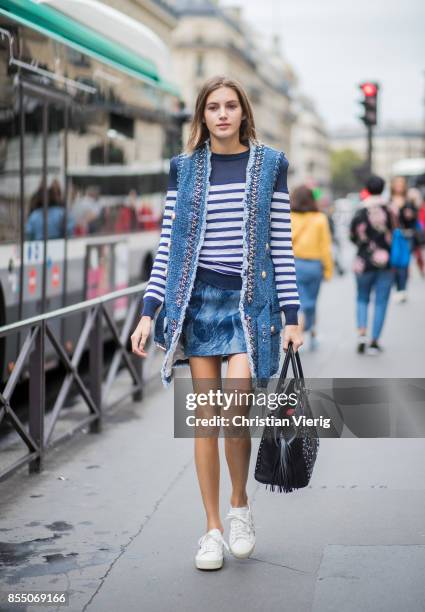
left=360, top=82, right=378, bottom=97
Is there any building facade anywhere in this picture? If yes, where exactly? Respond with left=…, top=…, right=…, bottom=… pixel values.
left=170, top=0, right=294, bottom=153
left=290, top=94, right=330, bottom=190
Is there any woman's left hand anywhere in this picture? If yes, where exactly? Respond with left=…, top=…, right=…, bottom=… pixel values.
left=283, top=325, right=303, bottom=352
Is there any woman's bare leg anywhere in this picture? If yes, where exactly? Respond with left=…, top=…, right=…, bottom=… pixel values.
left=189, top=355, right=223, bottom=533
left=223, top=353, right=253, bottom=508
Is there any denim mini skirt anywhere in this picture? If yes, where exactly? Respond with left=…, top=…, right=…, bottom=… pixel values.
left=181, top=268, right=247, bottom=358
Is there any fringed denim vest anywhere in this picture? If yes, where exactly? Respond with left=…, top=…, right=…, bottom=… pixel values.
left=154, top=140, right=284, bottom=388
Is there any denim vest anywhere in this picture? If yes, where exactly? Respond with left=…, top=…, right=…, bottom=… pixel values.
left=153, top=139, right=284, bottom=388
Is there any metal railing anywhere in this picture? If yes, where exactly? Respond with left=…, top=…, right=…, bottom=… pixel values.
left=0, top=282, right=148, bottom=482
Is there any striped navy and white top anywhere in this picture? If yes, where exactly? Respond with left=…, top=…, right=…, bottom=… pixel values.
left=141, top=149, right=300, bottom=324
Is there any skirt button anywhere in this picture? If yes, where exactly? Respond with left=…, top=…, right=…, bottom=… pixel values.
left=265, top=242, right=269, bottom=251
left=261, top=270, right=267, bottom=279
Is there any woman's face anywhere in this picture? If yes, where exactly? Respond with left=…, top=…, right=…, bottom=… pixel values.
left=392, top=177, right=407, bottom=196
left=203, top=86, right=245, bottom=142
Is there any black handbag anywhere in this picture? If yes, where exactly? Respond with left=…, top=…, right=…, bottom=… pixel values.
left=254, top=342, right=320, bottom=493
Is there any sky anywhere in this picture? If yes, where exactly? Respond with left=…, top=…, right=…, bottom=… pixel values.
left=220, top=0, right=425, bottom=132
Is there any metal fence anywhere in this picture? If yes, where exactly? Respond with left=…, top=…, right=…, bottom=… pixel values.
left=0, top=282, right=148, bottom=482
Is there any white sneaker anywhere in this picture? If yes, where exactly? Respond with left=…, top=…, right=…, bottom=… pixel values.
left=394, top=290, right=407, bottom=303
left=195, top=528, right=229, bottom=570
left=226, top=504, right=256, bottom=559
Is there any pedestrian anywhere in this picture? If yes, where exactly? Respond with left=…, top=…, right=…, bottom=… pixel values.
left=389, top=176, right=418, bottom=301
left=349, top=175, right=394, bottom=354
left=407, top=187, right=425, bottom=277
left=290, top=185, right=333, bottom=351
left=130, top=75, right=302, bottom=570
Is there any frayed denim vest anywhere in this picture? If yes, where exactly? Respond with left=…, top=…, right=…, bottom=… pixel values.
left=154, top=140, right=284, bottom=388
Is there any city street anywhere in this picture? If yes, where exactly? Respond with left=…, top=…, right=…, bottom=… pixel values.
left=0, top=0, right=424, bottom=610
left=1, top=246, right=424, bottom=612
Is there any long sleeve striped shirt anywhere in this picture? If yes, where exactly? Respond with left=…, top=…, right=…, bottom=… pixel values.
left=141, top=149, right=300, bottom=324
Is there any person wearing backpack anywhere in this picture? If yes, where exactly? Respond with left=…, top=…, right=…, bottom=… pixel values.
left=349, top=175, right=394, bottom=354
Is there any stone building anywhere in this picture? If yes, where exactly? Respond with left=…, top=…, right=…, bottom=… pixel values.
left=290, top=94, right=330, bottom=190
left=170, top=0, right=294, bottom=152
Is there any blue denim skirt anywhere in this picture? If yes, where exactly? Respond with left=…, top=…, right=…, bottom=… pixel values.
left=181, top=272, right=247, bottom=358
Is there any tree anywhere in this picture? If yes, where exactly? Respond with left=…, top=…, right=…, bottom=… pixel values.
left=330, top=148, right=363, bottom=197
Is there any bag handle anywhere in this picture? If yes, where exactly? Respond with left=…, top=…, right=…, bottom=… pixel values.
left=294, top=348, right=304, bottom=380
left=275, top=342, right=303, bottom=394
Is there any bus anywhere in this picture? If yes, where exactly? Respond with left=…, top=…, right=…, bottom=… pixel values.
left=0, top=0, right=185, bottom=381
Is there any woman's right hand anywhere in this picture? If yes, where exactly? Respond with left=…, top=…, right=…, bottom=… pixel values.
left=131, top=316, right=152, bottom=358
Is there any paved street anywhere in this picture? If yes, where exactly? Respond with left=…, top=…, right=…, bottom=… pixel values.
left=0, top=248, right=424, bottom=612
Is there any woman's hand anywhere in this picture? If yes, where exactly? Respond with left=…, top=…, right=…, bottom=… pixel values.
left=283, top=325, right=303, bottom=352
left=131, top=316, right=152, bottom=357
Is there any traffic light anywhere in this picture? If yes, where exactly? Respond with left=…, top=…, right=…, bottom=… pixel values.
left=359, top=82, right=379, bottom=127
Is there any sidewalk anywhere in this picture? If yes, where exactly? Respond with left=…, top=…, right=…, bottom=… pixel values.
left=0, top=254, right=424, bottom=612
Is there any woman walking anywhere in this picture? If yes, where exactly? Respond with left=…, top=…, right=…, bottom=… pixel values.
left=290, top=185, right=333, bottom=350
left=131, top=75, right=302, bottom=570
left=389, top=176, right=418, bottom=302
left=350, top=175, right=394, bottom=354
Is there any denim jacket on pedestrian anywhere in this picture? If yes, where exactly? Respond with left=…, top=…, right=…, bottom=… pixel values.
left=153, top=139, right=291, bottom=389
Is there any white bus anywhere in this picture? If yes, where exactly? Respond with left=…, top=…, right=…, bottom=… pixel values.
left=0, top=0, right=185, bottom=381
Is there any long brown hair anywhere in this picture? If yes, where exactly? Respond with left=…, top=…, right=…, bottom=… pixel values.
left=390, top=175, right=408, bottom=198
left=291, top=185, right=318, bottom=212
left=186, top=75, right=257, bottom=153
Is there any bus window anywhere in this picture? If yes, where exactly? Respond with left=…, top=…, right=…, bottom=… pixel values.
left=0, top=69, right=20, bottom=245
left=25, top=179, right=75, bottom=240
left=70, top=186, right=102, bottom=235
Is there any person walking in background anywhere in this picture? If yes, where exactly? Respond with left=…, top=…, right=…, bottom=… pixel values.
left=350, top=175, right=394, bottom=355
left=407, top=187, right=425, bottom=277
left=389, top=176, right=418, bottom=301
left=290, top=185, right=333, bottom=351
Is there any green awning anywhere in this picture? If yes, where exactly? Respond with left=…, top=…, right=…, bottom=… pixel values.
left=0, top=0, right=180, bottom=96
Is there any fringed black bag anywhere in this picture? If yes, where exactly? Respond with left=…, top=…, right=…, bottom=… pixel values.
left=254, top=343, right=320, bottom=493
